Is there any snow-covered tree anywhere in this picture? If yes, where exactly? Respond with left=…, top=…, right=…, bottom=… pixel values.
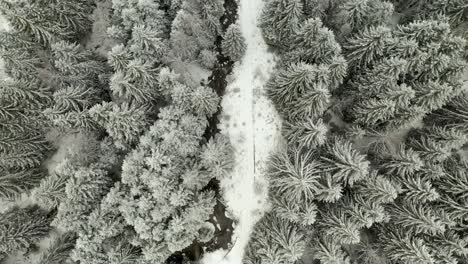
left=268, top=62, right=331, bottom=120
left=320, top=138, right=370, bottom=186
left=89, top=102, right=150, bottom=149
left=260, top=0, right=304, bottom=48
left=333, top=0, right=394, bottom=37
left=378, top=227, right=435, bottom=264
left=52, top=167, right=112, bottom=233
left=34, top=232, right=77, bottom=264
left=0, top=205, right=52, bottom=255
left=244, top=213, right=307, bottom=264
left=268, top=146, right=321, bottom=205
left=222, top=23, right=246, bottom=62
left=310, top=235, right=351, bottom=264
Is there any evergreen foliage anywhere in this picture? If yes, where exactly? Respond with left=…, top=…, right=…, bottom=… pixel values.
left=0, top=205, right=52, bottom=255
left=260, top=0, right=304, bottom=48
left=222, top=23, right=246, bottom=62
left=52, top=166, right=112, bottom=233
left=244, top=213, right=307, bottom=264
left=34, top=232, right=77, bottom=264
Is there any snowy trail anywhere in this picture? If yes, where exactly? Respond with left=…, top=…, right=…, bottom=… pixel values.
left=203, top=0, right=282, bottom=263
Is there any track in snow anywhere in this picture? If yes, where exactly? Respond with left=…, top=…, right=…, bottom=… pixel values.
left=202, top=0, right=282, bottom=263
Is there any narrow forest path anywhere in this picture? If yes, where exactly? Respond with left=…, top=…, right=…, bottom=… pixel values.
left=202, top=0, right=282, bottom=263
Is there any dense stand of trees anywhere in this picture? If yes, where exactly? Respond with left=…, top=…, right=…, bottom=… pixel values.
left=246, top=0, right=468, bottom=264
left=0, top=0, right=467, bottom=263
left=0, top=0, right=237, bottom=263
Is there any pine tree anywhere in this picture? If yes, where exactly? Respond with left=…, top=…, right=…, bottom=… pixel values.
left=335, top=0, right=394, bottom=37
left=190, top=86, right=220, bottom=117
left=34, top=232, right=77, bottom=264
left=0, top=168, right=45, bottom=200
left=244, top=213, right=307, bottom=264
left=315, top=175, right=344, bottom=203
left=0, top=205, right=52, bottom=255
left=267, top=62, right=330, bottom=108
left=413, top=81, right=454, bottom=112
left=399, top=175, right=440, bottom=203
left=31, top=171, right=69, bottom=209
left=319, top=207, right=362, bottom=244
left=288, top=18, right=343, bottom=65
left=199, top=135, right=234, bottom=181
left=407, top=136, right=452, bottom=163
left=352, top=98, right=396, bottom=127
left=427, top=93, right=468, bottom=133
left=260, top=0, right=304, bottom=48
left=310, top=235, right=350, bottom=264
left=320, top=138, right=370, bottom=186
left=268, top=146, right=321, bottom=204
left=272, top=195, right=318, bottom=226
left=378, top=227, right=435, bottom=264
left=379, top=145, right=423, bottom=177
left=354, top=172, right=398, bottom=204
left=53, top=167, right=112, bottom=233
left=222, top=23, right=246, bottom=62
left=283, top=118, right=328, bottom=148
left=387, top=202, right=446, bottom=235
left=89, top=102, right=150, bottom=149
left=344, top=25, right=392, bottom=68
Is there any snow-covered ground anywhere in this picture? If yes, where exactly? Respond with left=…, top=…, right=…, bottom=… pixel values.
left=202, top=0, right=282, bottom=263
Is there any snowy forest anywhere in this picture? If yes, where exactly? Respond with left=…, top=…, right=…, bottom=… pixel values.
left=0, top=0, right=467, bottom=263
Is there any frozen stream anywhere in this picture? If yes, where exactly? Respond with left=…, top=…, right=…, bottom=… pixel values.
left=202, top=0, right=282, bottom=263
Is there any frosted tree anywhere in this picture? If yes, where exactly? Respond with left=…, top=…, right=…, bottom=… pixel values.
left=52, top=167, right=112, bottom=233
left=345, top=19, right=468, bottom=131
left=89, top=102, right=150, bottom=149
left=320, top=138, right=370, bottom=186
left=310, top=235, right=351, bottom=264
left=260, top=0, right=304, bottom=48
left=0, top=168, right=45, bottom=200
left=288, top=18, right=343, bottom=65
left=267, top=62, right=331, bottom=120
left=0, top=0, right=94, bottom=45
left=268, top=146, right=321, bottom=205
left=333, top=0, right=394, bottom=37
left=31, top=159, right=74, bottom=209
left=378, top=226, right=435, bottom=264
left=0, top=205, right=52, bottom=255
left=427, top=93, right=468, bottom=133
left=319, top=207, right=362, bottom=244
left=283, top=118, right=328, bottom=148
left=244, top=213, right=307, bottom=264
left=222, top=23, right=246, bottom=62
left=34, top=232, right=77, bottom=264
left=387, top=202, right=446, bottom=235
left=344, top=25, right=393, bottom=69
left=170, top=0, right=224, bottom=62
left=354, top=172, right=398, bottom=204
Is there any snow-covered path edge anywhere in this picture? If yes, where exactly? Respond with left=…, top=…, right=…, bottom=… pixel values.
left=202, top=0, right=282, bottom=263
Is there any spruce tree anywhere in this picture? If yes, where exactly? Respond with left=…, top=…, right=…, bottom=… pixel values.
left=222, top=23, right=246, bottom=62
left=244, top=213, right=307, bottom=264
left=268, top=146, right=321, bottom=205
left=52, top=167, right=112, bottom=233
left=89, top=102, right=150, bottom=149
left=335, top=0, right=394, bottom=35
left=378, top=227, right=435, bottom=264
left=320, top=138, right=370, bottom=186
left=310, top=235, right=351, bottom=264
left=319, top=207, right=361, bottom=244
left=0, top=205, right=52, bottom=255
left=260, top=0, right=304, bottom=48
left=34, top=232, right=77, bottom=264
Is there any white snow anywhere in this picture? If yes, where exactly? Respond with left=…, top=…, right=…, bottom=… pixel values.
left=202, top=0, right=282, bottom=263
